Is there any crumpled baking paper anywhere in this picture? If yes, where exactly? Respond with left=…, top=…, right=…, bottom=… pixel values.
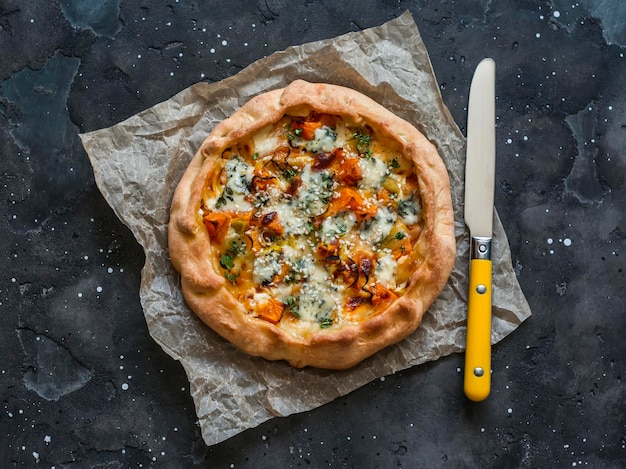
left=80, top=11, right=532, bottom=446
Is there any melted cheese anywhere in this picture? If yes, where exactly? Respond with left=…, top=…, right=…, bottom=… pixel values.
left=358, top=157, right=388, bottom=190
left=398, top=192, right=420, bottom=225
left=253, top=125, right=280, bottom=157
left=296, top=164, right=333, bottom=216
left=359, top=205, right=397, bottom=245
left=376, top=251, right=397, bottom=289
left=208, top=156, right=254, bottom=211
left=271, top=199, right=310, bottom=236
left=305, top=126, right=337, bottom=153
left=253, top=250, right=282, bottom=284
left=320, top=211, right=357, bottom=241
left=334, top=122, right=353, bottom=148
left=297, top=268, right=342, bottom=324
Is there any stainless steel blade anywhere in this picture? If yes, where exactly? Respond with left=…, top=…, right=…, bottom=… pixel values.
left=464, top=58, right=496, bottom=240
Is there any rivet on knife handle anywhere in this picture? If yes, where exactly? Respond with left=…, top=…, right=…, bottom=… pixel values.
left=464, top=237, right=492, bottom=401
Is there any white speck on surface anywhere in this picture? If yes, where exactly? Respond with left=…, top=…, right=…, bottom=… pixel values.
left=44, top=435, right=51, bottom=444
left=107, top=267, right=113, bottom=273
left=563, top=238, right=572, bottom=247
left=554, top=10, right=560, bottom=18
left=122, top=383, right=129, bottom=391
left=547, top=238, right=553, bottom=245
left=221, top=40, right=227, bottom=46
left=508, top=408, right=513, bottom=414
left=536, top=33, right=541, bottom=38
left=96, top=286, right=102, bottom=293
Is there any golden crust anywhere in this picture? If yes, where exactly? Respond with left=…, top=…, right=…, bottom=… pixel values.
left=168, top=80, right=455, bottom=369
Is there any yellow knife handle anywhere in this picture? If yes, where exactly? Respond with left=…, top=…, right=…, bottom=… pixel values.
left=464, top=258, right=492, bottom=401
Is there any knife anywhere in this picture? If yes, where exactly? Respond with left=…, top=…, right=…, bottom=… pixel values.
left=463, top=58, right=496, bottom=402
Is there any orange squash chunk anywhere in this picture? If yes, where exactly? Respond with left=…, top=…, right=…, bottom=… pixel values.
left=391, top=237, right=413, bottom=259
left=250, top=211, right=284, bottom=236
left=370, top=283, right=399, bottom=306
left=336, top=156, right=362, bottom=186
left=291, top=119, right=323, bottom=140
left=256, top=298, right=286, bottom=324
left=328, top=187, right=377, bottom=221
left=203, top=212, right=231, bottom=243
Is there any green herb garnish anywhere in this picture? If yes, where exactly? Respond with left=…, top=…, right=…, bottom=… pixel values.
left=283, top=296, right=300, bottom=318
left=220, top=254, right=234, bottom=270
left=318, top=317, right=333, bottom=329
left=353, top=129, right=373, bottom=158
left=225, top=272, right=239, bottom=284
left=283, top=168, right=299, bottom=180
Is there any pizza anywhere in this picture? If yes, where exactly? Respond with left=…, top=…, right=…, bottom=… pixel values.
left=168, top=80, right=455, bottom=369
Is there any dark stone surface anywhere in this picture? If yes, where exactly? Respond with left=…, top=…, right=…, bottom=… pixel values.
left=1, top=1, right=625, bottom=467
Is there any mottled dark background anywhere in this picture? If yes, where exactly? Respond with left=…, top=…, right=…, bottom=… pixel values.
left=1, top=1, right=625, bottom=467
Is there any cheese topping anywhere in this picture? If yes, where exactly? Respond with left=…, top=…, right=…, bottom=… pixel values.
left=201, top=112, right=423, bottom=329
left=358, top=157, right=388, bottom=190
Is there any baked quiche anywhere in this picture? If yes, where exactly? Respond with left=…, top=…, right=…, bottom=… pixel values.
left=168, top=80, right=455, bottom=369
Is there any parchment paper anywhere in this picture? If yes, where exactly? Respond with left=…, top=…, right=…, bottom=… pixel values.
left=80, top=11, right=531, bottom=446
